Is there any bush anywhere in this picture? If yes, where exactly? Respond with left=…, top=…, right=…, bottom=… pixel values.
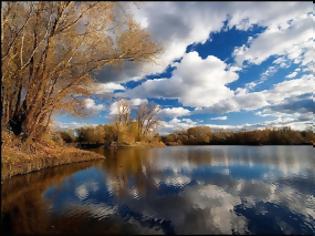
left=58, top=131, right=75, bottom=143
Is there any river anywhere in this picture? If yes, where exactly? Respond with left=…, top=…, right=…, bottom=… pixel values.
left=1, top=145, right=314, bottom=234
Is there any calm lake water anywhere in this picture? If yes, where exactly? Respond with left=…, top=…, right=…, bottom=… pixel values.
left=1, top=146, right=315, bottom=235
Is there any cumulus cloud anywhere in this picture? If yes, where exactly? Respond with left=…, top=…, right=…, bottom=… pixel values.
left=265, top=93, right=314, bottom=114
left=159, top=117, right=197, bottom=134
left=159, top=118, right=313, bottom=134
left=200, top=75, right=315, bottom=114
left=159, top=107, right=191, bottom=118
left=122, top=51, right=238, bottom=108
left=56, top=2, right=314, bottom=131
left=93, top=2, right=312, bottom=84
left=158, top=85, right=314, bottom=133
left=52, top=121, right=99, bottom=130
left=109, top=98, right=148, bottom=116
left=109, top=101, right=121, bottom=115
left=90, top=82, right=125, bottom=94
left=158, top=117, right=250, bottom=134
left=130, top=98, right=148, bottom=106
left=84, top=98, right=105, bottom=113
left=233, top=12, right=313, bottom=66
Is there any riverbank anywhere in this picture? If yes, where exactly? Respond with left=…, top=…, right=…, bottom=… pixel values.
left=2, top=143, right=104, bottom=181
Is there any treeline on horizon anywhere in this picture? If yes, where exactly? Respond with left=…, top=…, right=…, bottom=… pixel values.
left=162, top=126, right=315, bottom=145
left=57, top=125, right=315, bottom=146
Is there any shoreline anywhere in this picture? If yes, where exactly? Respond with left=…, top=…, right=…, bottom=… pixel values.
left=1, top=146, right=104, bottom=181
left=2, top=142, right=312, bottom=181
left=1, top=142, right=165, bottom=181
left=78, top=141, right=166, bottom=149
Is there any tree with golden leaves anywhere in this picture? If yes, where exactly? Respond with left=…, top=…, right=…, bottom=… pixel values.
left=136, top=102, right=160, bottom=140
left=114, top=98, right=131, bottom=130
left=1, top=2, right=160, bottom=146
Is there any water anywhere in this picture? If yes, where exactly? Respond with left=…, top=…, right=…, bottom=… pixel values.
left=1, top=146, right=315, bottom=235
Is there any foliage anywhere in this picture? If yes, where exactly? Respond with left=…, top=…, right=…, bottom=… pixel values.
left=76, top=125, right=105, bottom=145
left=1, top=2, right=160, bottom=146
left=57, top=130, right=75, bottom=143
left=73, top=100, right=161, bottom=146
left=162, top=127, right=315, bottom=145
left=187, top=126, right=212, bottom=144
left=136, top=102, right=160, bottom=140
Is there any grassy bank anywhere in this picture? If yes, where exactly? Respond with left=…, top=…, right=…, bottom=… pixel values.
left=1, top=133, right=104, bottom=181
left=2, top=146, right=104, bottom=181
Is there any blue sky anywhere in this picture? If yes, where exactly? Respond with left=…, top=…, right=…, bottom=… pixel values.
left=54, top=2, right=314, bottom=133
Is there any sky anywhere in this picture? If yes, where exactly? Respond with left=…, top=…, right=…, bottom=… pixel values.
left=54, top=2, right=314, bottom=134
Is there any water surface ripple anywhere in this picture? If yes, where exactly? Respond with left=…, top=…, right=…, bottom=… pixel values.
left=1, top=146, right=314, bottom=234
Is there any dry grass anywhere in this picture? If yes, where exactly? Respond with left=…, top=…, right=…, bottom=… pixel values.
left=1, top=131, right=104, bottom=181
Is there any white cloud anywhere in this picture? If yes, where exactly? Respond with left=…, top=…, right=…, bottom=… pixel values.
left=123, top=51, right=238, bottom=108
left=89, top=82, right=124, bottom=96
left=211, top=116, right=227, bottom=121
left=158, top=117, right=246, bottom=134
left=245, top=65, right=279, bottom=91
left=109, top=98, right=148, bottom=116
left=84, top=98, right=105, bottom=113
left=202, top=75, right=315, bottom=114
left=159, top=107, right=191, bottom=118
left=265, top=75, right=314, bottom=105
left=159, top=117, right=197, bottom=134
left=56, top=3, right=314, bottom=131
left=159, top=116, right=313, bottom=134
left=286, top=71, right=297, bottom=79
left=130, top=98, right=148, bottom=106
left=233, top=13, right=313, bottom=66
left=95, top=2, right=312, bottom=84
left=273, top=56, right=290, bottom=68
left=52, top=121, right=99, bottom=130
left=109, top=101, right=121, bottom=115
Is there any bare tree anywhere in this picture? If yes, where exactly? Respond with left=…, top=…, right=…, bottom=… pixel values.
left=136, top=103, right=160, bottom=140
left=114, top=98, right=130, bottom=130
left=1, top=2, right=160, bottom=145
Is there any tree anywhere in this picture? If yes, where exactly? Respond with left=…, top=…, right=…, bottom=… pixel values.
left=114, top=99, right=130, bottom=130
left=76, top=125, right=105, bottom=144
left=136, top=103, right=160, bottom=140
left=1, top=2, right=160, bottom=146
left=187, top=126, right=211, bottom=144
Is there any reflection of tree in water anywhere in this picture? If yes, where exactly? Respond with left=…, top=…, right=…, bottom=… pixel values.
left=101, top=148, right=158, bottom=199
left=99, top=147, right=219, bottom=198
left=1, top=161, right=101, bottom=235
left=2, top=186, right=51, bottom=234
left=2, top=146, right=314, bottom=235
